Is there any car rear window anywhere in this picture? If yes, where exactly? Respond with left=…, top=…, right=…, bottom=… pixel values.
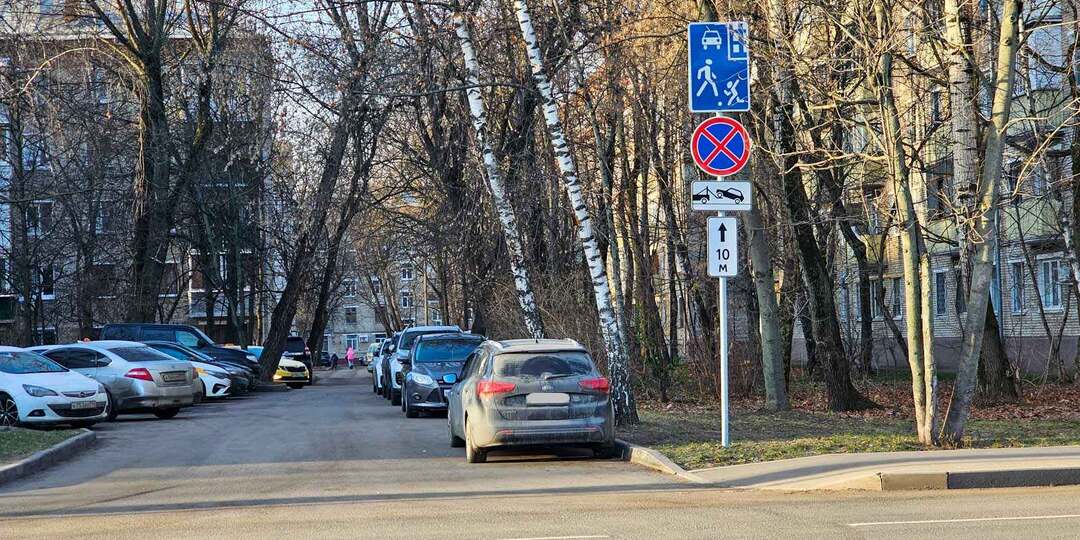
left=0, top=351, right=67, bottom=374
left=415, top=340, right=482, bottom=363
left=493, top=352, right=595, bottom=379
left=285, top=337, right=306, bottom=353
left=111, top=347, right=177, bottom=363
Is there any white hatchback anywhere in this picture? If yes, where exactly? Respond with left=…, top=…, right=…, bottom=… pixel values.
left=0, top=346, right=109, bottom=427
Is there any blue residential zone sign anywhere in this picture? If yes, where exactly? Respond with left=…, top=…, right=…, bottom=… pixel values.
left=688, top=22, right=750, bottom=113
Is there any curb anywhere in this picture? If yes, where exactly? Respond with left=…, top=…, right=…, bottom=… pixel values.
left=0, top=429, right=96, bottom=487
left=615, top=439, right=707, bottom=484
left=872, top=468, right=1080, bottom=491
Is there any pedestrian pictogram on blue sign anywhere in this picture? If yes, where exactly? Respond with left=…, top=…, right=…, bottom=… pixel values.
left=688, top=22, right=750, bottom=113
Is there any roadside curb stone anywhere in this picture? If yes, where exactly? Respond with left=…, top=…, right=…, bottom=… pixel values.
left=0, top=428, right=96, bottom=487
left=615, top=439, right=707, bottom=483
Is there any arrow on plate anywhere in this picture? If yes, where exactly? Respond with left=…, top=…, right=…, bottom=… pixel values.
left=719, top=222, right=727, bottom=242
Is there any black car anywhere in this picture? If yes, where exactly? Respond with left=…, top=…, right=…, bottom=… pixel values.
left=401, top=333, right=484, bottom=418
left=284, top=336, right=315, bottom=385
left=143, top=341, right=253, bottom=395
left=101, top=323, right=261, bottom=376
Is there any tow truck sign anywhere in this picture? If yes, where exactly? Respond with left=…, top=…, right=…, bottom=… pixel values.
left=690, top=181, right=751, bottom=212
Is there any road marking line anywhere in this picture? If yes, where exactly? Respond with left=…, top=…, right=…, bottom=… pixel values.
left=496, top=536, right=609, bottom=540
left=849, top=514, right=1080, bottom=527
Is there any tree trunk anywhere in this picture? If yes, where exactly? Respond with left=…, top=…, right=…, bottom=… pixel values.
left=744, top=193, right=788, bottom=410
left=513, top=0, right=636, bottom=423
left=942, top=0, right=1022, bottom=444
left=454, top=12, right=545, bottom=339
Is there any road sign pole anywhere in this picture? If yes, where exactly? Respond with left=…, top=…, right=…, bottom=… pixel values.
left=718, top=209, right=730, bottom=448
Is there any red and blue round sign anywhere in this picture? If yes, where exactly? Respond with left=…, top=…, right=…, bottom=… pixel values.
left=691, top=116, right=751, bottom=177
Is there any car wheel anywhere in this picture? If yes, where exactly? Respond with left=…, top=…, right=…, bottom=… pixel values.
left=391, top=388, right=401, bottom=406
left=0, top=393, right=19, bottom=427
left=153, top=408, right=181, bottom=419
left=105, top=390, right=118, bottom=422
left=372, top=374, right=379, bottom=394
left=404, top=392, right=419, bottom=418
left=465, top=419, right=486, bottom=464
left=287, top=383, right=305, bottom=389
left=449, top=419, right=464, bottom=448
left=593, top=443, right=619, bottom=459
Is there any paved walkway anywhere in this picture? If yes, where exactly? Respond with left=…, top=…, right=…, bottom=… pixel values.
left=690, top=445, right=1080, bottom=490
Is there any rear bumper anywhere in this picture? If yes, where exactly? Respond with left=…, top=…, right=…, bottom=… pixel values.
left=473, top=417, right=614, bottom=449
left=117, top=383, right=195, bottom=411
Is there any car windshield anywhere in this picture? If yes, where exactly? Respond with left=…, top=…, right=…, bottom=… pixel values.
left=0, top=351, right=67, bottom=374
left=111, top=346, right=177, bottom=363
left=414, top=340, right=481, bottom=363
left=494, top=351, right=595, bottom=380
left=401, top=329, right=460, bottom=350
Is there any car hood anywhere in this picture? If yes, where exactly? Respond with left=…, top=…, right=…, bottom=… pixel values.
left=278, top=358, right=307, bottom=369
left=9, top=370, right=101, bottom=394
left=413, top=361, right=464, bottom=382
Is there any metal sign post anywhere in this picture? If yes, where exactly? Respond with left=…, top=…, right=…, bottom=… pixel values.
left=688, top=21, right=750, bottom=448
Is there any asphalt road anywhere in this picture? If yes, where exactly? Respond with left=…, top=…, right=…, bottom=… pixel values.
left=2, top=369, right=1080, bottom=539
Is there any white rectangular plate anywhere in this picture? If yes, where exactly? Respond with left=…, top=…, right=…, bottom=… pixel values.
left=526, top=392, right=570, bottom=406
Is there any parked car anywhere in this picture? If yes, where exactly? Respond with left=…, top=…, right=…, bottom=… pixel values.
left=365, top=342, right=380, bottom=370
left=446, top=339, right=616, bottom=463
left=101, top=324, right=261, bottom=376
left=374, top=333, right=399, bottom=396
left=401, top=333, right=484, bottom=418
left=144, top=341, right=252, bottom=395
left=387, top=326, right=462, bottom=406
left=0, top=347, right=108, bottom=428
left=32, top=341, right=196, bottom=420
left=273, top=357, right=311, bottom=389
left=283, top=336, right=315, bottom=385
left=191, top=360, right=231, bottom=401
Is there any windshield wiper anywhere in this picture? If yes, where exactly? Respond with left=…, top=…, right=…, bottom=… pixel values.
left=541, top=373, right=573, bottom=381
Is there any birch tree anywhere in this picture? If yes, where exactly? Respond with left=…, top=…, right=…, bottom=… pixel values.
left=942, top=0, right=1023, bottom=444
left=453, top=10, right=545, bottom=339
left=513, top=0, right=636, bottom=423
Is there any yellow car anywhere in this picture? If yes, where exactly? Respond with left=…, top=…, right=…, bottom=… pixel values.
left=273, top=357, right=311, bottom=389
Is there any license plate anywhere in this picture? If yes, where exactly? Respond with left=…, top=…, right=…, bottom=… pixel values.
left=526, top=392, right=570, bottom=406
left=70, top=401, right=96, bottom=410
left=162, top=372, right=186, bottom=383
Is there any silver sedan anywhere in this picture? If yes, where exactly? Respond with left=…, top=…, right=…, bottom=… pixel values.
left=32, top=341, right=196, bottom=420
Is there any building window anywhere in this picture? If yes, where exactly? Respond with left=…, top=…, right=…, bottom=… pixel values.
left=160, top=261, right=180, bottom=297
left=891, top=278, right=903, bottom=319
left=345, top=334, right=359, bottom=351
left=1010, top=262, right=1025, bottom=313
left=930, top=88, right=943, bottom=125
left=90, top=263, right=115, bottom=299
left=26, top=201, right=53, bottom=237
left=838, top=281, right=849, bottom=323
left=1040, top=259, right=1064, bottom=310
left=927, top=175, right=950, bottom=218
left=96, top=203, right=120, bottom=233
left=430, top=308, right=442, bottom=325
left=870, top=279, right=883, bottom=320
left=344, top=306, right=358, bottom=324
left=342, top=279, right=357, bottom=297
left=934, top=271, right=947, bottom=317
left=400, top=290, right=413, bottom=309
left=35, top=264, right=54, bottom=299
left=400, top=264, right=414, bottom=282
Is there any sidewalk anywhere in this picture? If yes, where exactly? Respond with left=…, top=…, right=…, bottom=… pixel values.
left=688, top=445, right=1080, bottom=490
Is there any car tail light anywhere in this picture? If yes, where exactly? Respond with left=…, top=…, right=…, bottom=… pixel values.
left=477, top=380, right=516, bottom=397
left=125, top=368, right=154, bottom=382
left=579, top=377, right=610, bottom=394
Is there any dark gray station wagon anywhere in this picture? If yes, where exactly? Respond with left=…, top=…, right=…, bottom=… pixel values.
left=446, top=339, right=616, bottom=463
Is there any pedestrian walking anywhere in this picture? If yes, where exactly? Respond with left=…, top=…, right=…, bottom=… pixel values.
left=346, top=346, right=356, bottom=370
left=329, top=353, right=339, bottom=371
